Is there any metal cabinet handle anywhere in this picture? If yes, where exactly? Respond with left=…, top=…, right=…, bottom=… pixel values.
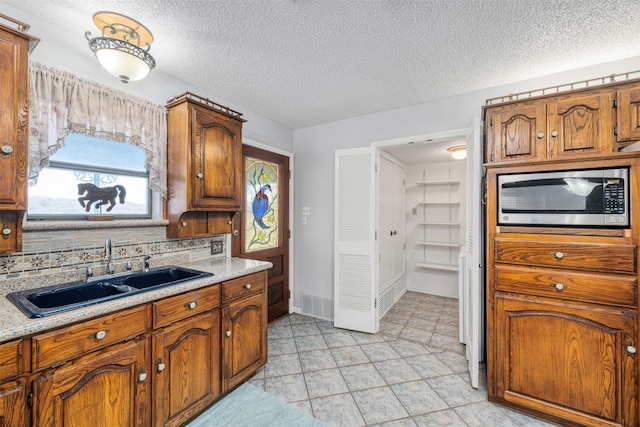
left=157, top=360, right=166, bottom=372
left=225, top=329, right=231, bottom=337
left=244, top=283, right=252, bottom=290
left=1, top=144, right=12, bottom=155
left=1, top=227, right=11, bottom=238
left=138, top=372, right=148, bottom=383
left=196, top=172, right=203, bottom=179
left=186, top=301, right=197, bottom=310
left=551, top=251, right=566, bottom=259
left=181, top=221, right=188, bottom=227
left=552, top=283, right=566, bottom=291
left=537, top=132, right=544, bottom=139
left=551, top=130, right=559, bottom=137
left=627, top=343, right=636, bottom=354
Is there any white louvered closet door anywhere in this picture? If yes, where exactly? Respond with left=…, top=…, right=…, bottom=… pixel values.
left=465, top=117, right=483, bottom=388
left=334, top=147, right=378, bottom=333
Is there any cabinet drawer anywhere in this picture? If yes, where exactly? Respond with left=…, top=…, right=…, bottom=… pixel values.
left=153, top=285, right=221, bottom=328
left=495, top=239, right=636, bottom=273
left=222, top=272, right=265, bottom=303
left=32, top=306, right=148, bottom=371
left=495, top=265, right=637, bottom=307
left=0, top=340, right=23, bottom=382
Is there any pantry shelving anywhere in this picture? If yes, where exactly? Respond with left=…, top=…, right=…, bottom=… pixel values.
left=415, top=179, right=460, bottom=272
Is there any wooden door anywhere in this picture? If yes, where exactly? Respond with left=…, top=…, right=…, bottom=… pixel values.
left=494, top=295, right=637, bottom=426
left=152, top=312, right=220, bottom=427
left=617, top=86, right=640, bottom=141
left=0, top=378, right=28, bottom=427
left=235, top=145, right=290, bottom=322
left=32, top=337, right=150, bottom=427
left=221, top=293, right=267, bottom=392
left=0, top=27, right=29, bottom=209
left=191, top=106, right=242, bottom=210
left=548, top=92, right=615, bottom=159
left=488, top=102, right=546, bottom=164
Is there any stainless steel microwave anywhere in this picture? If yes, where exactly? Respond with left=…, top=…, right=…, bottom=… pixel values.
left=497, top=168, right=629, bottom=227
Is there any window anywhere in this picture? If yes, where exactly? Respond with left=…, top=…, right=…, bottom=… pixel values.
left=28, top=134, right=151, bottom=219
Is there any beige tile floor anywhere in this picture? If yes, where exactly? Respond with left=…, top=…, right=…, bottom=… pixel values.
left=249, top=291, right=560, bottom=426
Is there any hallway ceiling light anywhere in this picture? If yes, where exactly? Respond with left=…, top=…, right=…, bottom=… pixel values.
left=85, top=11, right=156, bottom=83
left=447, top=145, right=467, bottom=160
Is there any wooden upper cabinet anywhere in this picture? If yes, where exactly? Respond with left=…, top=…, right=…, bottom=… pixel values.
left=192, top=108, right=242, bottom=209
left=488, top=102, right=546, bottom=163
left=547, top=92, right=615, bottom=159
left=0, top=25, right=30, bottom=209
left=617, top=85, right=640, bottom=142
left=166, top=92, right=245, bottom=239
left=486, top=89, right=616, bottom=164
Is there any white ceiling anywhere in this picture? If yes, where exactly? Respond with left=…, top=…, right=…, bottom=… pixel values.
left=5, top=0, right=640, bottom=135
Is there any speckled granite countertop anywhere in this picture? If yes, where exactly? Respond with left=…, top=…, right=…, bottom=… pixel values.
left=0, top=257, right=272, bottom=344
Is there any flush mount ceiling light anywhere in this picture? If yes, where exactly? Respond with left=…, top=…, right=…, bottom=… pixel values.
left=85, top=11, right=156, bottom=83
left=447, top=145, right=467, bottom=160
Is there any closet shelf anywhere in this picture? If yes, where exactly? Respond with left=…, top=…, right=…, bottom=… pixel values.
left=416, top=262, right=458, bottom=272
left=417, top=201, right=460, bottom=205
left=417, top=180, right=460, bottom=186
left=417, top=241, right=460, bottom=247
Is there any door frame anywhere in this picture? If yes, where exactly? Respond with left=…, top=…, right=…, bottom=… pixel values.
left=236, top=137, right=294, bottom=315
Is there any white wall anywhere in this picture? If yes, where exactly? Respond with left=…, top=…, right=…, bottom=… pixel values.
left=1, top=1, right=294, bottom=152
left=292, top=55, right=640, bottom=316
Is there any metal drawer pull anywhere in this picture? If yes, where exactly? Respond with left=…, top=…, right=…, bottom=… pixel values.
left=551, top=251, right=566, bottom=259
left=225, top=329, right=231, bottom=337
left=1, top=143, right=12, bottom=155
left=1, top=227, right=11, bottom=238
left=537, top=132, right=544, bottom=139
left=91, top=330, right=109, bottom=340
left=157, top=360, right=166, bottom=372
left=138, top=372, right=148, bottom=383
left=552, top=283, right=566, bottom=291
left=244, top=283, right=252, bottom=290
left=551, top=130, right=559, bottom=137
left=627, top=344, right=636, bottom=354
left=186, top=301, right=197, bottom=310
left=196, top=172, right=203, bottom=179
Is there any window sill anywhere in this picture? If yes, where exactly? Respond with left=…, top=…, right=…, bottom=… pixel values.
left=24, top=219, right=169, bottom=232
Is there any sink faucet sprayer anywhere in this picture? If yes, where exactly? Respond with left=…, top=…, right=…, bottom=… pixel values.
left=105, top=237, right=114, bottom=275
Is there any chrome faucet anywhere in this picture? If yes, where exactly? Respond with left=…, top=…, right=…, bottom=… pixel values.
left=105, top=236, right=114, bottom=274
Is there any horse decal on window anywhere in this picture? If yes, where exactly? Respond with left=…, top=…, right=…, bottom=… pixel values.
left=77, top=183, right=127, bottom=212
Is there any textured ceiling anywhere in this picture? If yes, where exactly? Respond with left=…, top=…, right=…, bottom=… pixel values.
left=5, top=0, right=640, bottom=131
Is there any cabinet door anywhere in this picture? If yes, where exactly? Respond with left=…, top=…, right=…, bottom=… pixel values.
left=0, top=378, right=28, bottom=427
left=493, top=295, right=637, bottom=426
left=191, top=107, right=242, bottom=210
left=547, top=92, right=615, bottom=159
left=488, top=102, right=546, bottom=164
left=221, top=293, right=267, bottom=392
left=32, top=337, right=150, bottom=427
left=617, top=86, right=640, bottom=141
left=0, top=28, right=29, bottom=209
left=152, top=311, right=220, bottom=427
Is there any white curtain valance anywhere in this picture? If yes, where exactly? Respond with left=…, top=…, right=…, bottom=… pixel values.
left=28, top=61, right=167, bottom=198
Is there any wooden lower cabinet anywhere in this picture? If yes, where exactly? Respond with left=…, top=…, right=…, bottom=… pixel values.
left=0, top=378, right=28, bottom=427
left=493, top=294, right=637, bottom=427
left=222, top=292, right=267, bottom=392
left=32, top=336, right=151, bottom=427
left=152, top=310, right=220, bottom=427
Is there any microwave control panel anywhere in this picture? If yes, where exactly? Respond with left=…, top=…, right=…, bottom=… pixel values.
left=603, top=179, right=625, bottom=214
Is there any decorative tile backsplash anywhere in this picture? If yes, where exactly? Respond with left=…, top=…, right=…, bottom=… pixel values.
left=0, top=221, right=226, bottom=280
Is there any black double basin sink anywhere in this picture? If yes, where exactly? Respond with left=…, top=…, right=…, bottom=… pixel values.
left=7, top=266, right=213, bottom=318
